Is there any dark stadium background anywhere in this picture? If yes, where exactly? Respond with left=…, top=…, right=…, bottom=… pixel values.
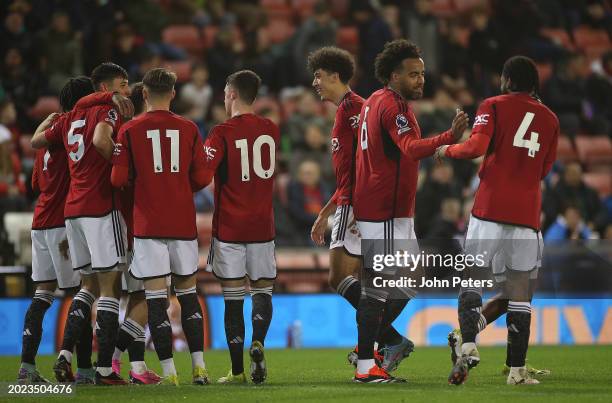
left=0, top=0, right=610, bottom=352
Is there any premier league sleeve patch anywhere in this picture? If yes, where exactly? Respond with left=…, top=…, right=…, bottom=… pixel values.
left=395, top=114, right=412, bottom=135
left=105, top=108, right=118, bottom=127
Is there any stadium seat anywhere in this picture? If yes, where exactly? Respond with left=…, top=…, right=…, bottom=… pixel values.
left=573, top=26, right=611, bottom=48
left=162, top=25, right=204, bottom=55
left=336, top=27, right=359, bottom=53
left=265, top=19, right=295, bottom=43
left=540, top=28, right=573, bottom=50
left=162, top=60, right=192, bottom=83
left=575, top=135, right=612, bottom=166
left=3, top=212, right=34, bottom=257
left=430, top=0, right=455, bottom=17
left=292, top=0, right=317, bottom=19
left=202, top=25, right=219, bottom=48
left=27, top=96, right=60, bottom=121
left=556, top=135, right=578, bottom=163
left=582, top=172, right=611, bottom=198
left=536, top=62, right=553, bottom=83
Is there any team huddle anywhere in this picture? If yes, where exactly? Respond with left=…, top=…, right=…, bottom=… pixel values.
left=17, top=38, right=558, bottom=387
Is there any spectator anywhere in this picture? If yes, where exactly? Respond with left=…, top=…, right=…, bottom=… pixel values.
left=544, top=204, right=593, bottom=241
left=543, top=52, right=608, bottom=137
left=0, top=101, right=27, bottom=218
left=292, top=1, right=338, bottom=85
left=352, top=0, right=393, bottom=96
left=381, top=4, right=402, bottom=39
left=287, top=160, right=332, bottom=245
left=585, top=51, right=612, bottom=137
left=290, top=123, right=334, bottom=184
left=1, top=47, right=44, bottom=131
left=180, top=64, right=213, bottom=133
left=542, top=161, right=602, bottom=230
left=0, top=11, right=35, bottom=61
left=207, top=26, right=245, bottom=93
left=38, top=11, right=83, bottom=94
left=426, top=197, right=462, bottom=239
left=282, top=90, right=328, bottom=152
left=112, top=24, right=143, bottom=82
left=401, top=0, right=440, bottom=75
left=416, top=162, right=463, bottom=237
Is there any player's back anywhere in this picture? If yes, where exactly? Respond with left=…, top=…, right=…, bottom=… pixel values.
left=121, top=110, right=201, bottom=239
left=210, top=113, right=279, bottom=242
left=47, top=104, right=121, bottom=218
left=32, top=145, right=70, bottom=229
left=473, top=93, right=559, bottom=229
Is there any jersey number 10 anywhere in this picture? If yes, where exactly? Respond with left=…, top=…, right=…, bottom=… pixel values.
left=235, top=135, right=275, bottom=182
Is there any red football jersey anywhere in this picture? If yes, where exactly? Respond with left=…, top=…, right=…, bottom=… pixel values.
left=44, top=105, right=122, bottom=218
left=447, top=93, right=559, bottom=230
left=115, top=110, right=205, bottom=239
left=331, top=91, right=364, bottom=205
left=354, top=87, right=454, bottom=221
left=204, top=113, right=280, bottom=242
left=31, top=145, right=70, bottom=229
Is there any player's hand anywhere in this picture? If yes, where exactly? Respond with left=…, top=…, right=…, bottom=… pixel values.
left=450, top=109, right=469, bottom=142
left=434, top=145, right=449, bottom=163
left=111, top=93, right=134, bottom=119
left=59, top=238, right=69, bottom=260
left=311, top=214, right=328, bottom=246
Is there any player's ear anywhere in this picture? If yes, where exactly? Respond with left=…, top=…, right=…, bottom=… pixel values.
left=171, top=88, right=176, bottom=100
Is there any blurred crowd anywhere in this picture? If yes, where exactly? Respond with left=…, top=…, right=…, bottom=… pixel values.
left=0, top=0, right=610, bottom=254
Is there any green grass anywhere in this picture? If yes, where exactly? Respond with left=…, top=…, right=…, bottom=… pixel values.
left=3, top=346, right=612, bottom=402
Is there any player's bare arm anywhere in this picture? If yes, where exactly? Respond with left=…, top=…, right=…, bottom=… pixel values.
left=75, top=92, right=134, bottom=119
left=92, top=121, right=116, bottom=160
left=31, top=112, right=59, bottom=149
left=311, top=197, right=338, bottom=245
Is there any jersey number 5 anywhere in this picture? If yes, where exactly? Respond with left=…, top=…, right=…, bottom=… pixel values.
left=235, top=135, right=275, bottom=181
left=513, top=112, right=540, bottom=158
left=147, top=129, right=180, bottom=173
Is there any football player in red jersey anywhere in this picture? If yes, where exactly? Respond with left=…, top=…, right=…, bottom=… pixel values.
left=17, top=77, right=93, bottom=384
left=438, top=56, right=559, bottom=386
left=111, top=68, right=211, bottom=386
left=32, top=63, right=135, bottom=385
left=203, top=70, right=279, bottom=385
left=352, top=40, right=468, bottom=383
left=307, top=47, right=412, bottom=372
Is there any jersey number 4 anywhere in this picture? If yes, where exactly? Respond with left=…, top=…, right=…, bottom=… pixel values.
left=235, top=135, right=275, bottom=181
left=513, top=112, right=540, bottom=158
left=147, top=129, right=180, bottom=173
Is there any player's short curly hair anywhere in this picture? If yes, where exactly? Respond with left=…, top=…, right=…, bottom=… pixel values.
left=307, top=46, right=355, bottom=84
left=59, top=76, right=94, bottom=112
left=226, top=70, right=261, bottom=104
left=502, top=55, right=539, bottom=94
left=374, top=40, right=422, bottom=85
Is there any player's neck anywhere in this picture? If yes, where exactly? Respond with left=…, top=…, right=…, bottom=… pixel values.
left=330, top=85, right=351, bottom=106
left=146, top=103, right=171, bottom=112
left=387, top=84, right=404, bottom=99
left=231, top=103, right=254, bottom=118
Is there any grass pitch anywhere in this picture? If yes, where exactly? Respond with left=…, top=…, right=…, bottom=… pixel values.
left=2, top=346, right=611, bottom=402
